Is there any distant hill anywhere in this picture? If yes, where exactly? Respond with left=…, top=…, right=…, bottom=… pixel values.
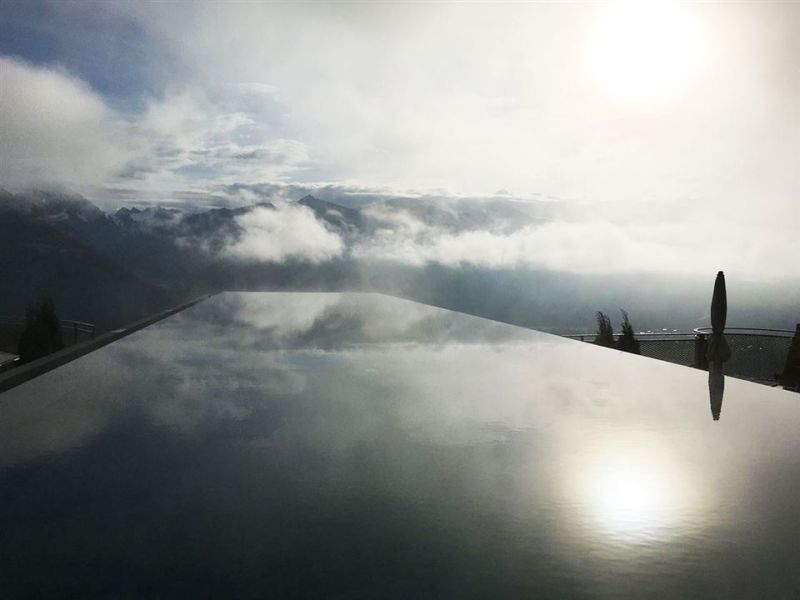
left=2, top=189, right=797, bottom=336
left=297, top=194, right=364, bottom=232
left=0, top=191, right=361, bottom=323
left=0, top=210, right=173, bottom=330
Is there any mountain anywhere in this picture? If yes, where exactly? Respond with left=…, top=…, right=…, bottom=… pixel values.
left=0, top=209, right=173, bottom=330
left=1, top=191, right=359, bottom=317
left=3, top=189, right=797, bottom=338
left=0, top=188, right=121, bottom=250
left=113, top=206, right=182, bottom=230
left=297, top=195, right=364, bottom=232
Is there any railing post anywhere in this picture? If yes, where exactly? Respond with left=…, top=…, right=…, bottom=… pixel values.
left=779, top=324, right=800, bottom=390
left=694, top=333, right=708, bottom=370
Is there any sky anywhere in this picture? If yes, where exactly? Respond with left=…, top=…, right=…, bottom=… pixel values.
left=0, top=1, right=798, bottom=280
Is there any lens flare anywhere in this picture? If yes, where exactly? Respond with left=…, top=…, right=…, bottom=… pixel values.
left=588, top=1, right=704, bottom=103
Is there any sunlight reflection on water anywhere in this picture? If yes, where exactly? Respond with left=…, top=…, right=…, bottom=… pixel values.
left=565, top=431, right=707, bottom=547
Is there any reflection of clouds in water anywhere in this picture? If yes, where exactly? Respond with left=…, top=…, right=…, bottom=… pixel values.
left=231, top=292, right=345, bottom=337
left=0, top=325, right=305, bottom=468
left=0, top=292, right=503, bottom=466
left=0, top=293, right=542, bottom=468
left=6, top=293, right=800, bottom=596
left=0, top=359, right=128, bottom=468
left=7, top=292, right=800, bottom=599
left=5, top=293, right=800, bottom=527
left=197, top=291, right=542, bottom=349
left=0, top=295, right=722, bottom=470
left=113, top=340, right=309, bottom=433
left=217, top=291, right=444, bottom=343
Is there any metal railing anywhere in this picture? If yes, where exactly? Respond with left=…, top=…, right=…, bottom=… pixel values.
left=564, top=328, right=796, bottom=385
left=693, top=327, right=795, bottom=337
left=0, top=317, right=96, bottom=353
left=565, top=332, right=696, bottom=342
left=0, top=295, right=210, bottom=395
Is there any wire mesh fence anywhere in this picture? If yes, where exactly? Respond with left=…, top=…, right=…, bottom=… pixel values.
left=565, top=330, right=795, bottom=385
left=639, top=339, right=695, bottom=367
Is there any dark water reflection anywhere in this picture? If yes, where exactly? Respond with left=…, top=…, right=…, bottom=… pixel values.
left=709, top=364, right=725, bottom=421
left=1, top=292, right=800, bottom=598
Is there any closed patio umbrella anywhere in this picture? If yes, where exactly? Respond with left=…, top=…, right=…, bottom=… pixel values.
left=706, top=271, right=730, bottom=421
left=707, top=271, right=731, bottom=366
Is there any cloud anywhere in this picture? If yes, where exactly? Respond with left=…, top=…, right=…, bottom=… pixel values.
left=351, top=205, right=799, bottom=280
left=129, top=2, right=800, bottom=207
left=2, top=4, right=798, bottom=282
left=136, top=90, right=308, bottom=176
left=0, top=55, right=309, bottom=199
left=158, top=180, right=796, bottom=280
left=100, top=1, right=798, bottom=279
left=108, top=88, right=310, bottom=200
left=225, top=203, right=344, bottom=264
left=0, top=57, right=130, bottom=188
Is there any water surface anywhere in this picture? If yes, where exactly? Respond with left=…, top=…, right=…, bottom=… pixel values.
left=1, top=292, right=799, bottom=598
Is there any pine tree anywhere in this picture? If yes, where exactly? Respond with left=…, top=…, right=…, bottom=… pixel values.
left=594, top=311, right=615, bottom=348
left=616, top=309, right=640, bottom=354
left=17, top=297, right=64, bottom=364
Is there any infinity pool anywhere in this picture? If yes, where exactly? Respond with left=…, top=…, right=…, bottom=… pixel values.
left=1, top=292, right=798, bottom=598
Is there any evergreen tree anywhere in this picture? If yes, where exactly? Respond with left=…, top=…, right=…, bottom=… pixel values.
left=616, top=309, right=640, bottom=354
left=17, top=297, right=64, bottom=364
left=594, top=311, right=615, bottom=348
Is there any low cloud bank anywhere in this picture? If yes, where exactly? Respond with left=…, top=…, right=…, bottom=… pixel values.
left=349, top=205, right=795, bottom=280
left=216, top=194, right=798, bottom=281
left=225, top=203, right=344, bottom=263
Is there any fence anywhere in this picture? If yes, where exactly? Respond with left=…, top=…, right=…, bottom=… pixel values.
left=564, top=328, right=796, bottom=385
left=0, top=317, right=96, bottom=357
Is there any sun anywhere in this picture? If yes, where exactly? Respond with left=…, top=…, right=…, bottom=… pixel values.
left=588, top=1, right=703, bottom=103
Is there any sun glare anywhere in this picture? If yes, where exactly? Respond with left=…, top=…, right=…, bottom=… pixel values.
left=566, top=433, right=700, bottom=544
left=589, top=1, right=703, bottom=103
left=586, top=457, right=682, bottom=540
